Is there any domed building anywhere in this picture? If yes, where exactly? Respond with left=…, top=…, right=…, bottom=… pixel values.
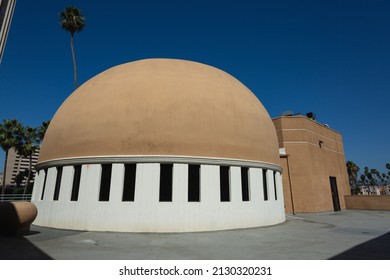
left=31, top=59, right=285, bottom=232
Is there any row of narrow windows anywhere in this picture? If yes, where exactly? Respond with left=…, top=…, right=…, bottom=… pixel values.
left=39, top=164, right=279, bottom=203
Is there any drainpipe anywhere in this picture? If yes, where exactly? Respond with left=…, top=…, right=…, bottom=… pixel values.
left=283, top=154, right=296, bottom=215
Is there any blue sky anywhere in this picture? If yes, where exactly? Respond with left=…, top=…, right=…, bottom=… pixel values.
left=0, top=0, right=389, bottom=174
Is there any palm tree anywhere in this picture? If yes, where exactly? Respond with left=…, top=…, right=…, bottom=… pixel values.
left=15, top=125, right=40, bottom=196
left=14, top=169, right=29, bottom=189
left=37, top=120, right=50, bottom=142
left=17, top=121, right=50, bottom=195
left=360, top=174, right=366, bottom=185
left=0, top=119, right=23, bottom=200
left=346, top=161, right=360, bottom=191
left=59, top=6, right=86, bottom=89
left=370, top=168, right=382, bottom=186
left=380, top=173, right=386, bottom=185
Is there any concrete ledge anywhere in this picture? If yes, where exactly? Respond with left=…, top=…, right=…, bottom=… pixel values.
left=0, top=202, right=38, bottom=236
left=345, top=195, right=390, bottom=211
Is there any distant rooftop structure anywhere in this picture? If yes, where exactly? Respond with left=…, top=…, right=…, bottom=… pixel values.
left=280, top=110, right=331, bottom=128
left=0, top=0, right=16, bottom=63
left=281, top=110, right=294, bottom=116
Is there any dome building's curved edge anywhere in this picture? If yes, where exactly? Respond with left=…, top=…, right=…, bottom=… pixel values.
left=35, top=155, right=283, bottom=173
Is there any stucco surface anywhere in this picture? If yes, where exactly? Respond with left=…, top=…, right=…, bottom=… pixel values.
left=345, top=195, right=390, bottom=211
left=38, top=59, right=280, bottom=165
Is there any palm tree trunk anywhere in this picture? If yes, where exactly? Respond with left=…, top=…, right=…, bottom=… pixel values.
left=70, top=32, right=78, bottom=89
left=23, top=154, right=33, bottom=198
left=1, top=149, right=9, bottom=201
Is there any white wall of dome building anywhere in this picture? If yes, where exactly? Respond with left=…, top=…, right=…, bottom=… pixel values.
left=32, top=157, right=285, bottom=232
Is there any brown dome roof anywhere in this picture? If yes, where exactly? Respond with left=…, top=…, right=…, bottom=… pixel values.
left=38, top=59, right=280, bottom=165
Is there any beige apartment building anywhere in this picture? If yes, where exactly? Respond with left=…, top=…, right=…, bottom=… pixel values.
left=4, top=147, right=39, bottom=187
left=273, top=115, right=350, bottom=213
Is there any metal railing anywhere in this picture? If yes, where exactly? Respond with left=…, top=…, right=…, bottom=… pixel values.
left=0, top=194, right=32, bottom=202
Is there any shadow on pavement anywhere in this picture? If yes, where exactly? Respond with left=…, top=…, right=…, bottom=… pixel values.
left=330, top=231, right=390, bottom=260
left=0, top=231, right=52, bottom=260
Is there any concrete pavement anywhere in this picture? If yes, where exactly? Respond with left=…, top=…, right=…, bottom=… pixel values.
left=1, top=210, right=390, bottom=260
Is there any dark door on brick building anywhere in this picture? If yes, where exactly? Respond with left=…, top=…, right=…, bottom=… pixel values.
left=329, top=176, right=341, bottom=211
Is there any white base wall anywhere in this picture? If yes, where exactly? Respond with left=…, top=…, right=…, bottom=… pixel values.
left=31, top=162, right=285, bottom=232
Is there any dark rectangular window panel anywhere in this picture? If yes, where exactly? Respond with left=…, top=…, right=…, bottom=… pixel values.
left=53, top=166, right=63, bottom=201
left=159, top=164, right=173, bottom=202
left=123, top=164, right=136, bottom=201
left=40, top=169, right=48, bottom=200
left=71, top=165, right=82, bottom=201
left=263, top=169, right=268, bottom=201
left=273, top=171, right=278, bottom=200
left=188, top=164, right=200, bottom=202
left=99, top=164, right=112, bottom=201
left=241, top=167, right=250, bottom=201
left=220, top=166, right=230, bottom=202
